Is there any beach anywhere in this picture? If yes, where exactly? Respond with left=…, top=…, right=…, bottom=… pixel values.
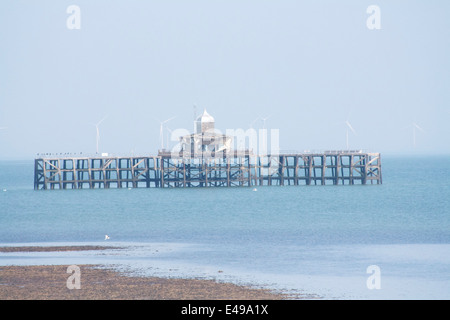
left=0, top=246, right=291, bottom=300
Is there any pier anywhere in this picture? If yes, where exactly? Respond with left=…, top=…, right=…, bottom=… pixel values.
left=33, top=110, right=382, bottom=190
left=34, top=151, right=382, bottom=190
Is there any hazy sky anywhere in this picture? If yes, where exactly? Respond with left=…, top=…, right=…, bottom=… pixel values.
left=1, top=0, right=449, bottom=159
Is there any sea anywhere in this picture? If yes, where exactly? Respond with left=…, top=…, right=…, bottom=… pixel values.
left=0, top=155, right=449, bottom=299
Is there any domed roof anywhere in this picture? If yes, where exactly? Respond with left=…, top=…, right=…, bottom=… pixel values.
left=196, top=109, right=214, bottom=123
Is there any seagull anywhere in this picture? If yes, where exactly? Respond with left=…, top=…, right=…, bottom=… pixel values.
left=104, top=235, right=110, bottom=240
left=252, top=188, right=257, bottom=192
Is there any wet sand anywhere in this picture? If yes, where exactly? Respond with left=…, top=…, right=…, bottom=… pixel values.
left=0, top=246, right=296, bottom=300
left=0, top=245, right=119, bottom=253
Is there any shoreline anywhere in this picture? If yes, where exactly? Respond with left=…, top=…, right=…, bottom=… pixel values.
left=0, top=245, right=306, bottom=300
left=0, top=245, right=121, bottom=253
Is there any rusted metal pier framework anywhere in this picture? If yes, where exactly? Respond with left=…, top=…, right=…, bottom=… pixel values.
left=34, top=151, right=382, bottom=190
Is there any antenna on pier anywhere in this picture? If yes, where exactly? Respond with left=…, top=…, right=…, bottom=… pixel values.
left=193, top=105, right=198, bottom=132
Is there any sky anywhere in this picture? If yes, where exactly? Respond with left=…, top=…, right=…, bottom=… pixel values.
left=0, top=0, right=449, bottom=160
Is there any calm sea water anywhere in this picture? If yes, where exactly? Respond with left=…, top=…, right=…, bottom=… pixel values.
left=1, top=156, right=449, bottom=299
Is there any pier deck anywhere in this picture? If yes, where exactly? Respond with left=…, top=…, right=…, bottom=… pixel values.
left=34, top=151, right=382, bottom=190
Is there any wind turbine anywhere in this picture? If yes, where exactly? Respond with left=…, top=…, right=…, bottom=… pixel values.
left=249, top=116, right=260, bottom=129
left=166, top=126, right=174, bottom=151
left=91, top=115, right=108, bottom=154
left=156, top=116, right=176, bottom=150
left=344, top=119, right=357, bottom=150
left=408, top=122, right=425, bottom=149
left=260, top=115, right=272, bottom=130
